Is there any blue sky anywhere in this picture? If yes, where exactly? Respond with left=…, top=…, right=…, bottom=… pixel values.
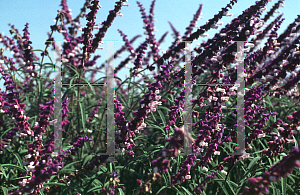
left=0, top=0, right=299, bottom=91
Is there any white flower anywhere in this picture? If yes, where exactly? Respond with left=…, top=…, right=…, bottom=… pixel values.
left=221, top=170, right=227, bottom=175
left=245, top=43, right=254, bottom=48
left=185, top=175, right=191, bottom=179
left=199, top=141, right=208, bottom=147
left=297, top=126, right=300, bottom=131
left=258, top=133, right=265, bottom=138
left=216, top=88, right=225, bottom=93
left=214, top=151, right=220, bottom=155
left=155, top=95, right=162, bottom=100
left=141, top=123, right=147, bottom=128
left=200, top=33, right=209, bottom=37
left=260, top=7, right=267, bottom=11
left=52, top=152, right=58, bottom=157
left=87, top=129, right=93, bottom=133
left=9, top=117, right=16, bottom=122
left=94, top=114, right=99, bottom=118
left=208, top=96, right=212, bottom=102
left=27, top=165, right=35, bottom=171
left=212, top=97, right=218, bottom=101
left=150, top=107, right=157, bottom=112
left=68, top=53, right=75, bottom=58
left=116, top=12, right=123, bottom=17
left=49, top=119, right=57, bottom=125
left=239, top=152, right=250, bottom=160
left=221, top=97, right=229, bottom=102
left=277, top=127, right=284, bottom=131
left=202, top=167, right=208, bottom=172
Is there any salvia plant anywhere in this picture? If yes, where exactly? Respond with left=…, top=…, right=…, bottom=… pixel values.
left=0, top=0, right=300, bottom=194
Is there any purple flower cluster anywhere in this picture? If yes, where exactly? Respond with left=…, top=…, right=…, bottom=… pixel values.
left=1, top=0, right=300, bottom=194
left=171, top=154, right=196, bottom=185
left=81, top=0, right=100, bottom=70
left=136, top=1, right=160, bottom=71
left=89, top=0, right=128, bottom=55
left=241, top=147, right=300, bottom=195
left=61, top=95, right=70, bottom=127
left=0, top=67, right=33, bottom=153
left=86, top=100, right=101, bottom=123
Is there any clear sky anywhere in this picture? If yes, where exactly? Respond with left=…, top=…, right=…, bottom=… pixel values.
left=0, top=0, right=299, bottom=92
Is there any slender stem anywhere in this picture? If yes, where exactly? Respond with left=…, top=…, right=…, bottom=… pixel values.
left=93, top=108, right=106, bottom=152
left=77, top=69, right=81, bottom=136
left=37, top=12, right=62, bottom=117
left=70, top=91, right=75, bottom=142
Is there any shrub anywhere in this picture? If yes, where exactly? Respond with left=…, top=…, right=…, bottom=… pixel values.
left=0, top=0, right=300, bottom=194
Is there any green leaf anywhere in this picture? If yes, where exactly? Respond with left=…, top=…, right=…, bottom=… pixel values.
left=1, top=186, right=8, bottom=195
left=156, top=185, right=168, bottom=194
left=226, top=180, right=238, bottom=194
left=145, top=145, right=163, bottom=152
left=86, top=185, right=103, bottom=194
left=12, top=153, right=24, bottom=169
left=99, top=165, right=107, bottom=172
left=83, top=173, right=99, bottom=194
left=149, top=124, right=165, bottom=135
left=81, top=154, right=94, bottom=167
left=78, top=77, right=96, bottom=95
left=43, top=182, right=67, bottom=186
left=0, top=127, right=12, bottom=139
left=151, top=112, right=157, bottom=123
left=118, top=188, right=125, bottom=195
left=217, top=181, right=230, bottom=195
left=0, top=164, right=8, bottom=179
left=1, top=164, right=26, bottom=172
left=293, top=135, right=298, bottom=147
left=281, top=177, right=287, bottom=195
left=287, top=175, right=295, bottom=183
left=116, top=91, right=130, bottom=109
left=39, top=190, right=45, bottom=195
left=157, top=109, right=166, bottom=127
left=247, top=157, right=261, bottom=171
left=115, top=166, right=135, bottom=173
left=11, top=176, right=31, bottom=180
left=73, top=89, right=86, bottom=132
left=60, top=160, right=81, bottom=171
left=180, top=186, right=193, bottom=195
